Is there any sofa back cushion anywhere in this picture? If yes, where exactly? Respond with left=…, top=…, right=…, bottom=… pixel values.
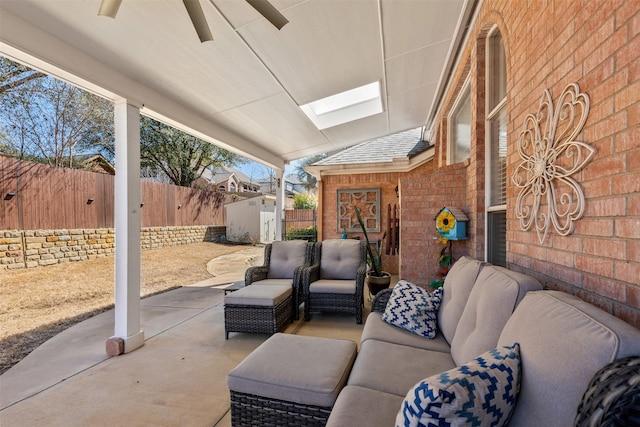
left=267, top=241, right=309, bottom=279
left=497, top=291, right=640, bottom=427
left=450, top=266, right=542, bottom=366
left=319, top=239, right=362, bottom=280
left=437, top=256, right=484, bottom=345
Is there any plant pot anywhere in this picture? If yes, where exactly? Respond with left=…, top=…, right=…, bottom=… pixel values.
left=366, top=271, right=391, bottom=295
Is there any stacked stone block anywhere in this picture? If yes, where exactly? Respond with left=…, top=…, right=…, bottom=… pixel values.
left=0, top=225, right=226, bottom=271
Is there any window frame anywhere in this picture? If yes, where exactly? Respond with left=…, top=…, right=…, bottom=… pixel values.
left=447, top=77, right=472, bottom=165
left=485, top=26, right=507, bottom=267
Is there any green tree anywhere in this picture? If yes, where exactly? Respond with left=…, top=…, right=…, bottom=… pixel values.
left=295, top=154, right=326, bottom=190
left=293, top=193, right=317, bottom=209
left=136, top=116, right=247, bottom=187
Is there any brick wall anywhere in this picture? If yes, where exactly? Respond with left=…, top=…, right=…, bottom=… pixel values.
left=0, top=225, right=226, bottom=270
left=400, top=161, right=468, bottom=284
left=319, top=173, right=400, bottom=274
left=415, top=0, right=639, bottom=327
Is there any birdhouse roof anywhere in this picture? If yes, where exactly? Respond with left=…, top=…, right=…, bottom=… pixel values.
left=435, top=207, right=469, bottom=221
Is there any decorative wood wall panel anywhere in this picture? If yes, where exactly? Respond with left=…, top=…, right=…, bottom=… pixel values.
left=337, top=188, right=380, bottom=232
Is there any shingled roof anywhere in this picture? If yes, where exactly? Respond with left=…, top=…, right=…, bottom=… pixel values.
left=312, top=128, right=428, bottom=166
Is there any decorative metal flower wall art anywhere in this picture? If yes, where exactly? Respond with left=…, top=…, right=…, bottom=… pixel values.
left=512, top=83, right=594, bottom=244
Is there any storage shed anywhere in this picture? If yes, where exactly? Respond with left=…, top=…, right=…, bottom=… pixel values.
left=225, top=195, right=277, bottom=244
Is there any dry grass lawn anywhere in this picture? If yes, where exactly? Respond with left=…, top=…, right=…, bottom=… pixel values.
left=0, top=242, right=248, bottom=375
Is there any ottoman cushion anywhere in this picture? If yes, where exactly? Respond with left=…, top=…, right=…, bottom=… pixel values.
left=227, top=333, right=357, bottom=407
left=224, top=284, right=291, bottom=306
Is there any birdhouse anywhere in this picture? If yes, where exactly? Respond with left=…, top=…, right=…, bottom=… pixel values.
left=435, top=207, right=468, bottom=240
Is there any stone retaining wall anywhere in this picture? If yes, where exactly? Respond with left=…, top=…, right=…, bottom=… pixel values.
left=0, top=225, right=226, bottom=271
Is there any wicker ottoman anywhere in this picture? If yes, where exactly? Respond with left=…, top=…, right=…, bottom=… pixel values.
left=224, top=284, right=293, bottom=339
left=227, top=333, right=358, bottom=426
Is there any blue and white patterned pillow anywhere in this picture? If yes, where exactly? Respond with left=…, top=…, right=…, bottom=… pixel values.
left=382, top=280, right=443, bottom=338
left=396, top=344, right=521, bottom=427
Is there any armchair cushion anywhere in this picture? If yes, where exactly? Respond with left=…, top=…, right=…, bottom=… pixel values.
left=319, top=239, right=362, bottom=280
left=382, top=281, right=443, bottom=339
left=267, top=240, right=309, bottom=279
left=396, top=344, right=521, bottom=427
left=309, top=279, right=356, bottom=294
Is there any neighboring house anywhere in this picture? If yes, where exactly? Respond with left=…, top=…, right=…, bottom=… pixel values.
left=201, top=167, right=261, bottom=193
left=76, top=154, right=115, bottom=175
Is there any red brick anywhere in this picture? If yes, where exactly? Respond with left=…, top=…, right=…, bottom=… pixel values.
left=585, top=273, right=627, bottom=302
left=615, top=260, right=640, bottom=285
left=575, top=254, right=613, bottom=276
left=583, top=237, right=626, bottom=259
left=628, top=284, right=640, bottom=308
left=583, top=154, right=626, bottom=181
left=574, top=219, right=614, bottom=237
left=575, top=289, right=613, bottom=313
left=615, top=218, right=640, bottom=239
left=612, top=171, right=640, bottom=195
left=616, top=31, right=640, bottom=69
left=615, top=80, right=640, bottom=111
left=613, top=305, right=640, bottom=329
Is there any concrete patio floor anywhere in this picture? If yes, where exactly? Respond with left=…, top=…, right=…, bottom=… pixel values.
left=0, top=247, right=377, bottom=426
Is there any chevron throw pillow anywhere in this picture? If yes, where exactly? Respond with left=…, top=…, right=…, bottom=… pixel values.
left=382, top=280, right=443, bottom=338
left=396, top=344, right=521, bottom=427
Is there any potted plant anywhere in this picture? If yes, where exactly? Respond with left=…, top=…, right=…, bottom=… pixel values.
left=354, top=206, right=391, bottom=294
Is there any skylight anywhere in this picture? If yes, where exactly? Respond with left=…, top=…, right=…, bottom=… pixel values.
left=300, top=81, right=383, bottom=130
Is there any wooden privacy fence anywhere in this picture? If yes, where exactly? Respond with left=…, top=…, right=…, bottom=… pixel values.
left=283, top=209, right=316, bottom=230
left=0, top=157, right=233, bottom=230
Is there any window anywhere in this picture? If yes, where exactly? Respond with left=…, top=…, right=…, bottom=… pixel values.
left=230, top=182, right=237, bottom=192
left=448, top=82, right=471, bottom=164
left=486, top=29, right=507, bottom=267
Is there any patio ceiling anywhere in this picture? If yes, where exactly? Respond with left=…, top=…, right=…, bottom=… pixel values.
left=0, top=0, right=475, bottom=170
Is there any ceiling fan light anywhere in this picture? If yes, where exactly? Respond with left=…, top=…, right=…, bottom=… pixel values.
left=246, top=0, right=289, bottom=30
left=98, top=0, right=122, bottom=18
left=183, top=0, right=214, bottom=43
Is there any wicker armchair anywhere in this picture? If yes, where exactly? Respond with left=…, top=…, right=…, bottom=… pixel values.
left=574, top=356, right=640, bottom=427
left=302, top=239, right=367, bottom=324
left=244, top=240, right=314, bottom=320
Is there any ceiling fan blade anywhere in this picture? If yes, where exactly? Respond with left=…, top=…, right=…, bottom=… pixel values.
left=246, top=0, right=289, bottom=30
left=183, top=0, right=214, bottom=43
left=98, top=0, right=122, bottom=18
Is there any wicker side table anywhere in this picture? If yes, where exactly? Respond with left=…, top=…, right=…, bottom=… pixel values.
left=227, top=333, right=357, bottom=426
left=224, top=284, right=293, bottom=339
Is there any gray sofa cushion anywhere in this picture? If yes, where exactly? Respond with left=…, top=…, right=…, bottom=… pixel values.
left=437, top=256, right=484, bottom=345
left=450, top=265, right=541, bottom=365
left=227, top=333, right=357, bottom=408
left=347, top=339, right=456, bottom=397
left=267, top=240, right=308, bottom=279
left=320, top=239, right=361, bottom=280
left=360, top=312, right=451, bottom=353
left=326, top=385, right=404, bottom=427
left=497, top=291, right=640, bottom=427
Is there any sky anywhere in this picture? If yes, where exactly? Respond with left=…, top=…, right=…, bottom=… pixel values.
left=236, top=159, right=301, bottom=180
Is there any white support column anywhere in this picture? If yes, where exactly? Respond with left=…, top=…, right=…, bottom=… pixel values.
left=275, top=168, right=285, bottom=241
left=107, top=100, right=144, bottom=355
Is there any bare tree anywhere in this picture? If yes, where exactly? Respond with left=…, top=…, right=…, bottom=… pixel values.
left=0, top=57, right=113, bottom=166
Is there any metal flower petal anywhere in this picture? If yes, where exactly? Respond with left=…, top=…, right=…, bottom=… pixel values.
left=512, top=83, right=594, bottom=244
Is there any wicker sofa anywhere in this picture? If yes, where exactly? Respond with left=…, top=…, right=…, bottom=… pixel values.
left=325, top=256, right=640, bottom=426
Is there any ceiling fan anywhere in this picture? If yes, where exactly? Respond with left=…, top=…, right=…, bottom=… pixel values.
left=98, top=0, right=289, bottom=43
